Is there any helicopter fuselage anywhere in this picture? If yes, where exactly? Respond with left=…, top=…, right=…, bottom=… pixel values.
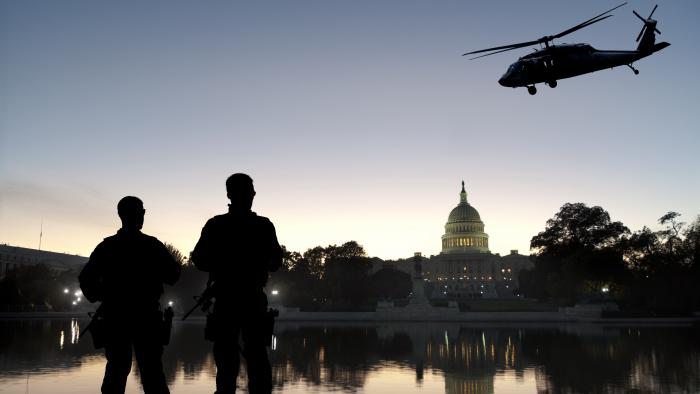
left=498, top=42, right=669, bottom=88
left=464, top=4, right=670, bottom=94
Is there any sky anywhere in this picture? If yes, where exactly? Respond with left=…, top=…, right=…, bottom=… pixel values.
left=1, top=0, right=699, bottom=260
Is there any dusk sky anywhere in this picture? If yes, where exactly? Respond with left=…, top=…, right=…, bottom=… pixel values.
left=1, top=0, right=699, bottom=260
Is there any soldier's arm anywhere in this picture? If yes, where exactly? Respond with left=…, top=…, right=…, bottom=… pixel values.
left=191, top=219, right=216, bottom=272
left=79, top=242, right=107, bottom=303
left=266, top=220, right=283, bottom=272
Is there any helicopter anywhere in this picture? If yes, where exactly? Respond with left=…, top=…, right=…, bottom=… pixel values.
left=463, top=3, right=670, bottom=95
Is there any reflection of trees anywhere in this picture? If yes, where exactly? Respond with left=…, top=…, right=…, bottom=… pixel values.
left=270, top=324, right=525, bottom=394
left=270, top=326, right=378, bottom=390
left=161, top=322, right=215, bottom=385
left=523, top=329, right=633, bottom=393
left=522, top=327, right=700, bottom=393
left=0, top=319, right=99, bottom=374
left=626, top=328, right=700, bottom=393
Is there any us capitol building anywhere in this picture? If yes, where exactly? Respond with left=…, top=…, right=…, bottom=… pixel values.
left=382, top=181, right=532, bottom=299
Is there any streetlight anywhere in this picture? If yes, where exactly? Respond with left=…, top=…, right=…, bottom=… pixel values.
left=271, top=290, right=279, bottom=296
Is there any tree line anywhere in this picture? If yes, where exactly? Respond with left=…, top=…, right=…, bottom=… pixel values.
left=265, top=241, right=411, bottom=311
left=519, top=202, right=700, bottom=314
left=163, top=241, right=413, bottom=313
left=0, top=241, right=412, bottom=313
left=2, top=202, right=698, bottom=314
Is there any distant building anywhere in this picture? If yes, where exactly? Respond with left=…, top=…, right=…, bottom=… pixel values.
left=377, top=182, right=533, bottom=299
left=0, top=244, right=87, bottom=279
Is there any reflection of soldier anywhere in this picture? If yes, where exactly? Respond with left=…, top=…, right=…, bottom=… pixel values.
left=191, top=173, right=282, bottom=394
left=79, top=196, right=181, bottom=394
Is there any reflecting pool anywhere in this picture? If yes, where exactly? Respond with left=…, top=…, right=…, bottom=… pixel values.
left=1, top=319, right=699, bottom=393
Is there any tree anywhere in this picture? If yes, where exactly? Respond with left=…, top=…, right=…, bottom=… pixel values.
left=326, top=241, right=366, bottom=259
left=267, top=241, right=371, bottom=310
left=299, top=241, right=367, bottom=279
left=164, top=243, right=186, bottom=265
left=624, top=226, right=662, bottom=271
left=369, top=267, right=411, bottom=300
left=685, top=215, right=700, bottom=268
left=322, top=256, right=373, bottom=309
left=621, top=213, right=700, bottom=313
left=531, top=203, right=629, bottom=254
left=280, top=245, right=302, bottom=271
left=658, top=211, right=685, bottom=255
left=522, top=203, right=629, bottom=303
left=303, top=246, right=327, bottom=278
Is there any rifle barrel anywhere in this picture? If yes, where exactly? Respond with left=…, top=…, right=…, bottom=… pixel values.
left=78, top=306, right=103, bottom=339
left=181, top=302, right=200, bottom=321
left=181, top=281, right=215, bottom=321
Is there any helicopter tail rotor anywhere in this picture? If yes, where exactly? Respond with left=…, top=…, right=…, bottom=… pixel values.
left=633, top=5, right=661, bottom=43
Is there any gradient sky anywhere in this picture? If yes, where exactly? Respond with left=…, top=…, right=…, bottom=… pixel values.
left=1, top=0, right=699, bottom=260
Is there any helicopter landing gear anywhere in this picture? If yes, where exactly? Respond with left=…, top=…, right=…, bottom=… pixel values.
left=547, top=80, right=558, bottom=88
left=627, top=64, right=639, bottom=75
left=527, top=85, right=537, bottom=95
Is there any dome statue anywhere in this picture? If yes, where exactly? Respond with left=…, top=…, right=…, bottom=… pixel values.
left=441, top=181, right=489, bottom=254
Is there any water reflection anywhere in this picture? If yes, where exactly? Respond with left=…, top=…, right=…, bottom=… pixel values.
left=70, top=319, right=79, bottom=345
left=0, top=319, right=698, bottom=393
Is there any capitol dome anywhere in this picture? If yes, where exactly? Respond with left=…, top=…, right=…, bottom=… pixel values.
left=447, top=201, right=482, bottom=222
left=441, top=181, right=489, bottom=254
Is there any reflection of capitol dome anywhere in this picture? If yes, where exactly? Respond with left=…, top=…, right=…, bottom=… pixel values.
left=441, top=181, right=489, bottom=254
left=444, top=373, right=494, bottom=394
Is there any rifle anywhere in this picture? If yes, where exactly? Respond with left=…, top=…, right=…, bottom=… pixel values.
left=182, top=281, right=216, bottom=321
left=79, top=303, right=106, bottom=348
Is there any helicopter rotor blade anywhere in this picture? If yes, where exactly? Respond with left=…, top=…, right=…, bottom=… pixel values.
left=650, top=4, right=661, bottom=34
left=551, top=14, right=612, bottom=40
left=462, top=2, right=625, bottom=59
left=633, top=10, right=646, bottom=22
left=462, top=39, right=540, bottom=57
left=636, top=25, right=647, bottom=42
left=462, top=14, right=612, bottom=58
left=551, top=2, right=626, bottom=40
left=648, top=4, right=658, bottom=19
left=468, top=45, right=530, bottom=60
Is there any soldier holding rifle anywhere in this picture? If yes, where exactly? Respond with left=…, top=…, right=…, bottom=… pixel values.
left=191, top=173, right=283, bottom=394
left=79, top=196, right=181, bottom=394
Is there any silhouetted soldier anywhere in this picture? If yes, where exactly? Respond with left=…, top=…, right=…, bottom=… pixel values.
left=79, top=196, right=181, bottom=394
left=191, top=173, right=282, bottom=394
